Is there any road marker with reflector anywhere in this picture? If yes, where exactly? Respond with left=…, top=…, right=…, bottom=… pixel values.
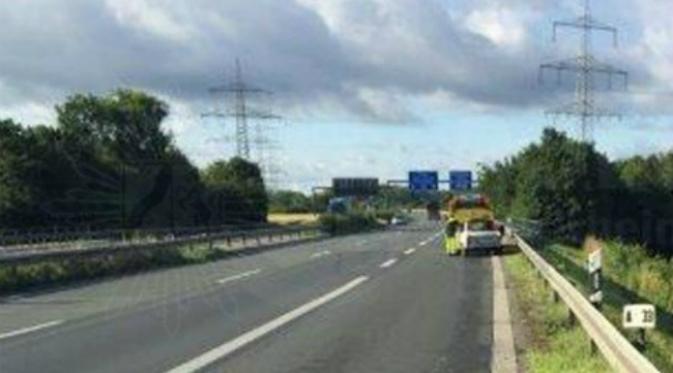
left=623, top=304, right=656, bottom=348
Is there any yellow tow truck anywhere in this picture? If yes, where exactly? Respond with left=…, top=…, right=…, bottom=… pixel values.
left=443, top=194, right=503, bottom=256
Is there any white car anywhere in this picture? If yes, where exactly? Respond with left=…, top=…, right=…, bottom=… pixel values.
left=391, top=216, right=406, bottom=226
left=458, top=220, right=502, bottom=254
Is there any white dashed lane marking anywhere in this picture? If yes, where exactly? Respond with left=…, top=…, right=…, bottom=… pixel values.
left=0, top=320, right=64, bottom=341
left=216, top=269, right=262, bottom=285
left=166, top=276, right=370, bottom=373
left=379, top=258, right=398, bottom=268
left=310, top=250, right=331, bottom=259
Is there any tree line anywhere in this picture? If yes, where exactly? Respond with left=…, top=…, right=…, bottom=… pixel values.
left=0, top=90, right=267, bottom=232
left=267, top=186, right=435, bottom=215
left=480, top=128, right=673, bottom=256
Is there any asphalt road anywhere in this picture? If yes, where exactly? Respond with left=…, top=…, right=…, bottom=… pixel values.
left=0, top=219, right=495, bottom=373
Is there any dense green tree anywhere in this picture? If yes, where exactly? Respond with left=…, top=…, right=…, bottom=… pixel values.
left=202, top=158, right=267, bottom=224
left=480, top=127, right=673, bottom=255
left=57, top=90, right=172, bottom=164
left=269, top=190, right=312, bottom=213
left=480, top=128, right=620, bottom=244
left=0, top=120, right=35, bottom=227
left=0, top=90, right=269, bottom=231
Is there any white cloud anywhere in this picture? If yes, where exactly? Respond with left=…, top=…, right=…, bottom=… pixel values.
left=0, top=101, right=54, bottom=126
left=104, top=0, right=194, bottom=42
left=636, top=1, right=673, bottom=84
left=464, top=7, right=526, bottom=47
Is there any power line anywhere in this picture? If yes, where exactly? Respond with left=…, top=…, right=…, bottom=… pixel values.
left=539, top=0, right=629, bottom=142
left=202, top=58, right=281, bottom=160
left=252, top=122, right=285, bottom=189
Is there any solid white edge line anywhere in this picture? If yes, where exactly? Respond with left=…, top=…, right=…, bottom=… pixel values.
left=0, top=320, right=64, bottom=341
left=491, top=256, right=518, bottom=373
left=379, top=258, right=398, bottom=268
left=216, top=269, right=262, bottom=285
left=166, top=275, right=369, bottom=373
left=404, top=248, right=416, bottom=255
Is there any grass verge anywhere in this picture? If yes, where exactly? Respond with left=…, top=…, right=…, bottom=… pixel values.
left=504, top=253, right=611, bottom=373
left=541, top=244, right=673, bottom=372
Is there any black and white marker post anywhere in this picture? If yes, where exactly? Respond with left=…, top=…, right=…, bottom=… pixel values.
left=587, top=249, right=602, bottom=311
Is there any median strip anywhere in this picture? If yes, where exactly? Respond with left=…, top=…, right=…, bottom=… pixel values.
left=379, top=258, right=398, bottom=268
left=0, top=320, right=64, bottom=341
left=215, top=269, right=262, bottom=285
left=165, top=276, right=369, bottom=373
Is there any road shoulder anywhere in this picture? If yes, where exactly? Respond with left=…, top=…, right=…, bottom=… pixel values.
left=491, top=255, right=518, bottom=373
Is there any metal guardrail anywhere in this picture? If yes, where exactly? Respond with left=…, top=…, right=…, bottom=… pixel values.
left=0, top=226, right=323, bottom=265
left=0, top=223, right=289, bottom=247
left=513, top=233, right=660, bottom=373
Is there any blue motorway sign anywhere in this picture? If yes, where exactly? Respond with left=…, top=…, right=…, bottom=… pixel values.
left=450, top=170, right=473, bottom=191
left=409, top=171, right=439, bottom=192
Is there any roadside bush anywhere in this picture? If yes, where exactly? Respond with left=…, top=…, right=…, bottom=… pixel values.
left=373, top=209, right=396, bottom=224
left=319, top=212, right=382, bottom=236
left=603, top=241, right=673, bottom=314
left=0, top=243, right=219, bottom=294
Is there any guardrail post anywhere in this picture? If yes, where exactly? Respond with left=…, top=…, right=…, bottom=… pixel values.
left=639, top=329, right=647, bottom=351
left=226, top=235, right=232, bottom=247
left=568, top=309, right=576, bottom=327
left=207, top=226, right=213, bottom=251
left=242, top=234, right=246, bottom=246
left=551, top=290, right=560, bottom=303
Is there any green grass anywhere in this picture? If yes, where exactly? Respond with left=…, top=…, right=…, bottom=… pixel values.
left=541, top=244, right=673, bottom=372
left=504, top=253, right=611, bottom=373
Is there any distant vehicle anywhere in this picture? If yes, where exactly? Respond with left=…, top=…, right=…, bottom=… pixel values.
left=391, top=216, right=407, bottom=226
left=327, top=197, right=350, bottom=214
left=444, top=194, right=502, bottom=255
left=426, top=201, right=441, bottom=221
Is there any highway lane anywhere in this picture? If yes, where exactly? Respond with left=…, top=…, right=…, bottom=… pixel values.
left=203, top=233, right=492, bottom=373
left=0, top=223, right=446, bottom=373
left=0, top=229, right=397, bottom=334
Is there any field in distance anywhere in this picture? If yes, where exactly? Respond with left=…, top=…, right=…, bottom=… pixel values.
left=268, top=213, right=320, bottom=225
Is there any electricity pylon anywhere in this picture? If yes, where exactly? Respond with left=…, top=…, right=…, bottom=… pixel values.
left=203, top=59, right=281, bottom=160
left=539, top=0, right=628, bottom=142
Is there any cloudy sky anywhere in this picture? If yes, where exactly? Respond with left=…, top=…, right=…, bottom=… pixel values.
left=1, top=0, right=673, bottom=190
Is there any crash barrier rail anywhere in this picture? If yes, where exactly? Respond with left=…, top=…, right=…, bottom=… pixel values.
left=0, top=225, right=323, bottom=265
left=512, top=231, right=660, bottom=373
left=0, top=223, right=287, bottom=247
